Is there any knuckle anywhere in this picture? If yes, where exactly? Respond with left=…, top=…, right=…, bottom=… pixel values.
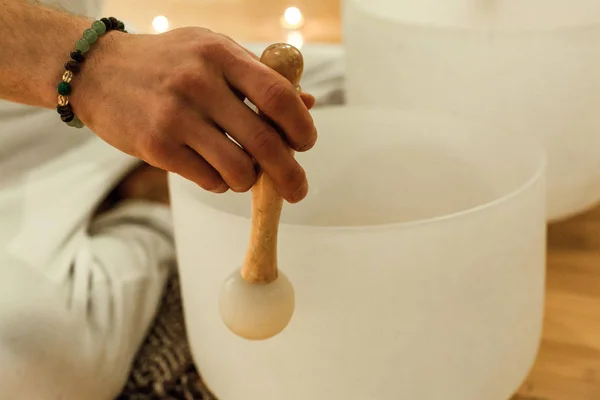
left=153, top=100, right=179, bottom=134
left=250, top=124, right=280, bottom=156
left=227, top=157, right=256, bottom=192
left=167, top=67, right=210, bottom=95
left=261, top=80, right=293, bottom=115
left=193, top=37, right=229, bottom=60
left=143, top=103, right=182, bottom=163
left=217, top=32, right=234, bottom=43
left=140, top=136, right=171, bottom=168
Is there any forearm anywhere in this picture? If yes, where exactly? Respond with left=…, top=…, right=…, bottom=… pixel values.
left=0, top=0, right=91, bottom=108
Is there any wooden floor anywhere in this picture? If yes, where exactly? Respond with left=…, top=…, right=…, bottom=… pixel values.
left=104, top=1, right=600, bottom=398
left=512, top=204, right=600, bottom=400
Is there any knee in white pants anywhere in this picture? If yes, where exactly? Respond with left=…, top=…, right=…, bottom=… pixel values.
left=0, top=264, right=130, bottom=399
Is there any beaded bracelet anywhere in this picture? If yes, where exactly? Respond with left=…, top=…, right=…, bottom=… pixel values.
left=56, top=17, right=127, bottom=128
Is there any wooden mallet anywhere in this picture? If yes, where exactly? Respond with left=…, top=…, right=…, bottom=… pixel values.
left=218, top=43, right=304, bottom=340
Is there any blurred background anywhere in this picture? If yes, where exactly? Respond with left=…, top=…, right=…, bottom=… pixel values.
left=103, top=0, right=341, bottom=45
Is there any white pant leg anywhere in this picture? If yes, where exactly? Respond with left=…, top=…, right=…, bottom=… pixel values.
left=0, top=200, right=174, bottom=400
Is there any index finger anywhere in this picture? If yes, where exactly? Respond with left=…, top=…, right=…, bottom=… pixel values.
left=221, top=45, right=318, bottom=152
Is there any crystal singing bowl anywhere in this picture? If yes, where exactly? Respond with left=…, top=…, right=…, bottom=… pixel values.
left=169, top=107, right=547, bottom=400
left=344, top=0, right=600, bottom=221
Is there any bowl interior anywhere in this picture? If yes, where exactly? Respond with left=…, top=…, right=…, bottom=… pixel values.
left=183, top=108, right=543, bottom=228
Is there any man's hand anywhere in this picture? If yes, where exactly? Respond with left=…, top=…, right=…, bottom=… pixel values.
left=72, top=28, right=317, bottom=203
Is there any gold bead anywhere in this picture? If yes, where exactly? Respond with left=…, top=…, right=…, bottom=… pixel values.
left=295, top=84, right=302, bottom=94
left=62, top=70, right=73, bottom=83
left=58, top=95, right=69, bottom=106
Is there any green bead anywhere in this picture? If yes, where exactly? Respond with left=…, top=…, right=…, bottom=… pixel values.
left=117, top=21, right=125, bottom=30
left=75, top=38, right=90, bottom=53
left=83, top=28, right=98, bottom=43
left=92, top=20, right=106, bottom=35
left=57, top=81, right=71, bottom=95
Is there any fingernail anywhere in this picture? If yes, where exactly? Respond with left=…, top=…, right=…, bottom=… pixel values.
left=210, top=183, right=229, bottom=193
left=289, top=181, right=308, bottom=203
left=298, top=131, right=317, bottom=151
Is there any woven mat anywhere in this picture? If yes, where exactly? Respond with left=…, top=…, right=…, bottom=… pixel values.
left=116, top=274, right=216, bottom=400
